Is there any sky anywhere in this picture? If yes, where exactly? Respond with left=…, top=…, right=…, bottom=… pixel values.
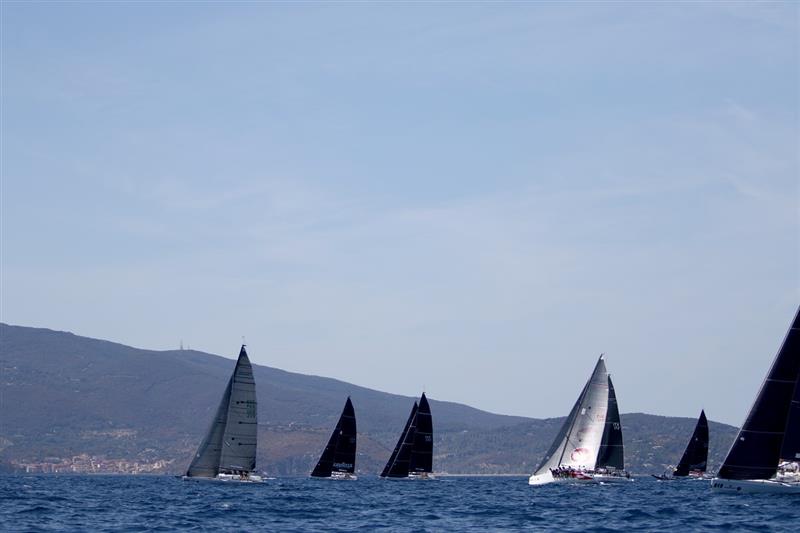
left=1, top=2, right=798, bottom=426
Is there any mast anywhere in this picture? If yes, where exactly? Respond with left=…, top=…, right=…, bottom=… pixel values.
left=673, top=410, right=709, bottom=477
left=718, top=307, right=800, bottom=480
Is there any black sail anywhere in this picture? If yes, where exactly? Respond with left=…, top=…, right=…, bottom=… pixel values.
left=718, top=307, right=800, bottom=480
left=218, top=346, right=258, bottom=474
left=673, top=409, right=709, bottom=477
left=311, top=397, right=357, bottom=477
left=381, top=402, right=418, bottom=478
left=409, top=393, right=433, bottom=474
left=779, top=374, right=800, bottom=462
left=596, top=375, right=624, bottom=470
left=186, top=345, right=257, bottom=477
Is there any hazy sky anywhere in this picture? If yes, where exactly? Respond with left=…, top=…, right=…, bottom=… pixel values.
left=2, top=2, right=798, bottom=426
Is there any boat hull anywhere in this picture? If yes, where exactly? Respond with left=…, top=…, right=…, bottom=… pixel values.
left=528, top=471, right=595, bottom=486
left=710, top=478, right=800, bottom=494
left=381, top=472, right=435, bottom=480
left=182, top=473, right=264, bottom=483
left=323, top=472, right=358, bottom=481
left=593, top=473, right=634, bottom=483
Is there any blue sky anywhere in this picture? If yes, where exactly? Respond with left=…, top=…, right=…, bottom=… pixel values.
left=2, top=2, right=798, bottom=425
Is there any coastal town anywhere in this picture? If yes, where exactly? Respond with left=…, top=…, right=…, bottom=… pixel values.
left=12, top=454, right=174, bottom=475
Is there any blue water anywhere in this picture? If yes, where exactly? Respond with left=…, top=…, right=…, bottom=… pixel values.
left=1, top=475, right=797, bottom=532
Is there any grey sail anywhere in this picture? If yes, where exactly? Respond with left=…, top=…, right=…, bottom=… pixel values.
left=534, top=356, right=609, bottom=475
left=218, top=346, right=258, bottom=473
left=596, top=375, right=624, bottom=470
left=185, top=345, right=257, bottom=477
left=185, top=379, right=233, bottom=477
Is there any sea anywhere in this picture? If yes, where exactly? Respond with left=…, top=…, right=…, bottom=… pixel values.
left=1, top=475, right=797, bottom=532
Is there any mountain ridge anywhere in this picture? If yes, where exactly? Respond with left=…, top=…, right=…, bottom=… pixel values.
left=0, top=323, right=738, bottom=475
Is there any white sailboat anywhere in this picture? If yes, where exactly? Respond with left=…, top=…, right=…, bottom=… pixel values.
left=711, top=307, right=800, bottom=494
left=183, top=345, right=263, bottom=483
left=529, top=356, right=611, bottom=486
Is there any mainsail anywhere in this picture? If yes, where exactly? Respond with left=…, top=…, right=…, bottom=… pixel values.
left=673, top=410, right=709, bottom=477
left=534, top=356, right=609, bottom=475
left=186, top=345, right=258, bottom=477
left=718, top=307, right=800, bottom=480
left=311, top=397, right=357, bottom=477
left=381, top=402, right=418, bottom=478
left=596, top=375, right=624, bottom=470
left=409, top=393, right=433, bottom=474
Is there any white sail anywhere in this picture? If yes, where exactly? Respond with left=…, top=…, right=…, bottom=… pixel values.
left=534, top=357, right=609, bottom=475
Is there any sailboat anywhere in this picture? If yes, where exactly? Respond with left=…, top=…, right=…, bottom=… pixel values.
left=593, top=375, right=633, bottom=482
left=653, top=410, right=709, bottom=480
left=711, top=306, right=800, bottom=493
left=529, top=356, right=611, bottom=485
left=183, top=345, right=263, bottom=483
left=380, top=393, right=434, bottom=479
left=310, top=397, right=357, bottom=480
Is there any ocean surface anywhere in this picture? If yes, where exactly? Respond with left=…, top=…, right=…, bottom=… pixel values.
left=1, top=475, right=797, bottom=532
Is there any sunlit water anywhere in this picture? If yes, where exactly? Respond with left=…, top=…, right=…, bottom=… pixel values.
left=1, top=475, right=796, bottom=531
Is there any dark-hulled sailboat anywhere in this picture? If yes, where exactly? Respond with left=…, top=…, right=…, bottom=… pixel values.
left=183, top=345, right=262, bottom=482
left=674, top=410, right=709, bottom=478
left=311, top=397, right=357, bottom=479
left=712, top=306, right=800, bottom=493
left=380, top=393, right=434, bottom=479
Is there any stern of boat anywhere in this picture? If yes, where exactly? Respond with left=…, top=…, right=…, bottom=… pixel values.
left=528, top=471, right=554, bottom=486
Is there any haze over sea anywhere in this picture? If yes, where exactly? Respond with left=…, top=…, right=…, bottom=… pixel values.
left=1, top=475, right=796, bottom=532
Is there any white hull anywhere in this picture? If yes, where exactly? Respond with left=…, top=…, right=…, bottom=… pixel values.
left=382, top=472, right=436, bottom=480
left=182, top=473, right=264, bottom=483
left=322, top=472, right=357, bottom=480
left=528, top=471, right=595, bottom=486
left=594, top=473, right=634, bottom=483
left=711, top=478, right=800, bottom=494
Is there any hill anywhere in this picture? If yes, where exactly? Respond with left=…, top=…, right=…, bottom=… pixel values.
left=0, top=324, right=737, bottom=475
